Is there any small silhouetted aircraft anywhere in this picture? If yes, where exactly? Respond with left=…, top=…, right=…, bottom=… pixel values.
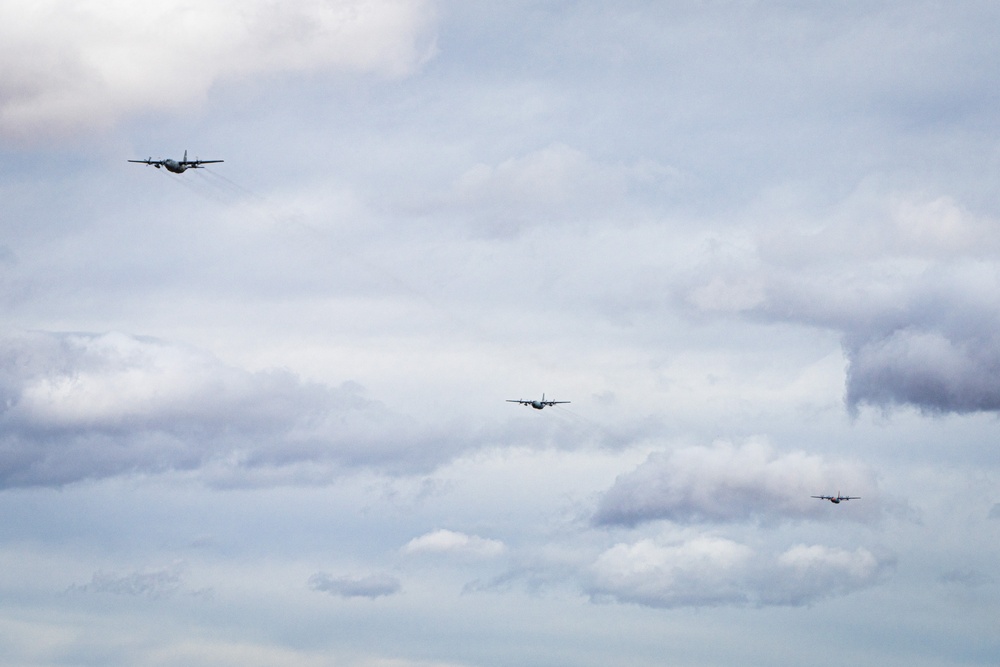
left=128, top=150, right=223, bottom=173
left=506, top=394, right=570, bottom=410
left=812, top=493, right=860, bottom=504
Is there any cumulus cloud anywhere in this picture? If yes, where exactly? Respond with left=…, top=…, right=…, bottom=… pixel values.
left=588, top=536, right=753, bottom=608
left=679, top=190, right=1000, bottom=416
left=308, top=572, right=401, bottom=599
left=0, top=330, right=471, bottom=487
left=587, top=536, right=888, bottom=609
left=593, top=439, right=876, bottom=527
left=402, top=529, right=505, bottom=558
left=0, top=0, right=437, bottom=141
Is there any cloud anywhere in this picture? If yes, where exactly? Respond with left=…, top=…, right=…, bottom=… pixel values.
left=69, top=561, right=186, bottom=598
left=308, top=572, right=401, bottom=599
left=938, top=567, right=993, bottom=588
left=587, top=536, right=753, bottom=608
left=760, top=543, right=887, bottom=606
left=0, top=0, right=437, bottom=141
left=678, top=190, right=1000, bottom=416
left=402, top=529, right=505, bottom=558
left=844, top=326, right=1000, bottom=414
left=0, top=330, right=475, bottom=487
left=587, top=537, right=888, bottom=609
left=593, top=439, right=876, bottom=527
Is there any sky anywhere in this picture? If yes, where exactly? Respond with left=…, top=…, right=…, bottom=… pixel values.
left=1, top=1, right=999, bottom=665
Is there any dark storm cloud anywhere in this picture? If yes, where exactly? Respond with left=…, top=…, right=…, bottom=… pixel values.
left=308, top=572, right=401, bottom=599
left=0, top=330, right=476, bottom=487
left=593, top=440, right=876, bottom=527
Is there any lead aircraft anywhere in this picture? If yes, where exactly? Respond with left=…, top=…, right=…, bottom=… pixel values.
left=812, top=493, right=860, bottom=504
left=128, top=150, right=223, bottom=173
left=506, top=394, right=570, bottom=410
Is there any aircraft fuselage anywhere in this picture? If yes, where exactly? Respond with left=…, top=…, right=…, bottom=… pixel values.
left=161, top=160, right=187, bottom=173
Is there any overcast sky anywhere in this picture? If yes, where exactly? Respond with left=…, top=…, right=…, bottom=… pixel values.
left=2, top=1, right=999, bottom=666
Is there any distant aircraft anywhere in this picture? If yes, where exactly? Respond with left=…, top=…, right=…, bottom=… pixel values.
left=812, top=493, right=860, bottom=504
left=506, top=394, right=570, bottom=410
left=128, top=150, right=223, bottom=173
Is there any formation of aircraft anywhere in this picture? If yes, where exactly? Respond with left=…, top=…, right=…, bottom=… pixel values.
left=506, top=394, right=570, bottom=410
left=812, top=493, right=860, bottom=504
left=126, top=149, right=877, bottom=521
left=128, top=150, right=223, bottom=173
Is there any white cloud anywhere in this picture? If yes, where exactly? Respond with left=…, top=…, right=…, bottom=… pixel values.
left=588, top=536, right=753, bottom=608
left=587, top=536, right=888, bottom=609
left=402, top=529, right=505, bottom=558
left=0, top=0, right=437, bottom=141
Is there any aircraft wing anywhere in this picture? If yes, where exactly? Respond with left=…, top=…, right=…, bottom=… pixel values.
left=128, top=158, right=162, bottom=166
left=811, top=495, right=830, bottom=499
left=544, top=401, right=571, bottom=405
left=184, top=159, right=224, bottom=167
left=506, top=399, right=527, bottom=404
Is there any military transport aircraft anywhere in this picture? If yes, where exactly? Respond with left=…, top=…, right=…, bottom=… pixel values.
left=812, top=493, right=860, bottom=504
left=506, top=394, right=570, bottom=410
left=128, top=150, right=223, bottom=173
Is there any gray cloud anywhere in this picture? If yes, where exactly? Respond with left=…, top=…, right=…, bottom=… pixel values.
left=0, top=330, right=479, bottom=487
left=939, top=567, right=993, bottom=588
left=308, top=572, right=401, bottom=599
left=593, top=440, right=876, bottom=527
left=678, top=190, right=1000, bottom=416
left=69, top=561, right=186, bottom=598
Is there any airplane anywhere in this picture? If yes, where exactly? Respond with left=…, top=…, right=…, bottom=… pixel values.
left=812, top=493, right=860, bottom=504
left=128, top=150, right=223, bottom=173
left=506, top=394, right=570, bottom=410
